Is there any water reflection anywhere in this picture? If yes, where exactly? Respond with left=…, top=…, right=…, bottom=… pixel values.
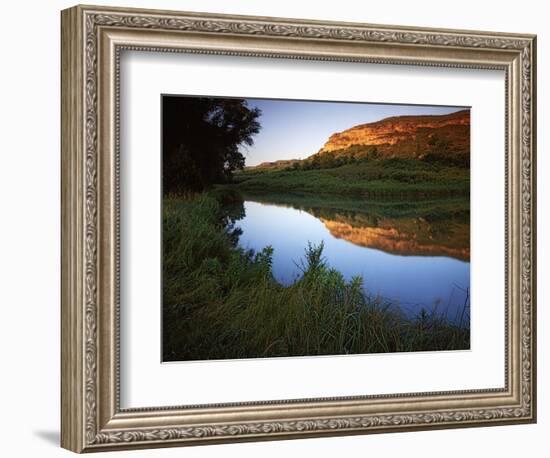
left=319, top=215, right=469, bottom=261
left=225, top=192, right=470, bottom=324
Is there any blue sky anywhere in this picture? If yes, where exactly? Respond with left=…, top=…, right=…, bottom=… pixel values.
left=241, top=98, right=467, bottom=166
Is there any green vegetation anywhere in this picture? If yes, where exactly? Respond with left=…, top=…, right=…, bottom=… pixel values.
left=233, top=158, right=469, bottom=197
left=162, top=194, right=469, bottom=361
left=296, top=145, right=381, bottom=170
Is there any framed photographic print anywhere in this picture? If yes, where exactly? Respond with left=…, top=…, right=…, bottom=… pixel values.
left=61, top=4, right=537, bottom=453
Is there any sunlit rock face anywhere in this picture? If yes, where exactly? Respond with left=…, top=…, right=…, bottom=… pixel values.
left=318, top=109, right=470, bottom=159
left=320, top=216, right=470, bottom=261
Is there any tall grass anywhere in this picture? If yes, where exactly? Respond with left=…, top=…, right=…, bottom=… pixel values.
left=163, top=194, right=469, bottom=361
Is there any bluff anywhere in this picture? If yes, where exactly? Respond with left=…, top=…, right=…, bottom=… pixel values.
left=315, top=109, right=470, bottom=163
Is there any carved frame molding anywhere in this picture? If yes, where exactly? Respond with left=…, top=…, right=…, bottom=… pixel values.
left=61, top=4, right=536, bottom=452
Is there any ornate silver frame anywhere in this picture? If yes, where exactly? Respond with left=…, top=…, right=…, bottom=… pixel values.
left=61, top=4, right=537, bottom=453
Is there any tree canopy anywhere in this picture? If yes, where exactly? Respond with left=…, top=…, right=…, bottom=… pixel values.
left=162, top=96, right=261, bottom=194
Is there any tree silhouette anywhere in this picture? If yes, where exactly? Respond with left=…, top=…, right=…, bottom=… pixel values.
left=162, top=96, right=261, bottom=194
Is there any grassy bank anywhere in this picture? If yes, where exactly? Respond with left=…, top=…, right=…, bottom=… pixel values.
left=234, top=158, right=469, bottom=197
left=163, top=194, right=469, bottom=361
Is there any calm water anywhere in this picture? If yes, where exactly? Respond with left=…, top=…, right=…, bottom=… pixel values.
left=230, top=196, right=470, bottom=324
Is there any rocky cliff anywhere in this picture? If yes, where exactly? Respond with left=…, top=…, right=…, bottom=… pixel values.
left=316, top=109, right=470, bottom=161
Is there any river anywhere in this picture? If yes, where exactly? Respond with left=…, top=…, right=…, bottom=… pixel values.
left=226, top=193, right=470, bottom=325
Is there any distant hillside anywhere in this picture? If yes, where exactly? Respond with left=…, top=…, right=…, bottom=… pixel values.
left=245, top=109, right=470, bottom=171
left=314, top=109, right=470, bottom=164
left=246, top=158, right=301, bottom=170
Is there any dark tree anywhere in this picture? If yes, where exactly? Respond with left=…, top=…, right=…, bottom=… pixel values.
left=162, top=96, right=261, bottom=194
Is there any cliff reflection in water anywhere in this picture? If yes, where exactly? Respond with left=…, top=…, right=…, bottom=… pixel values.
left=241, top=192, right=469, bottom=262
left=225, top=191, right=470, bottom=322
left=317, top=212, right=469, bottom=261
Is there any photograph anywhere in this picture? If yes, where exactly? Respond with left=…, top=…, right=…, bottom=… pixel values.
left=57, top=3, right=537, bottom=452
left=161, top=95, right=471, bottom=362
